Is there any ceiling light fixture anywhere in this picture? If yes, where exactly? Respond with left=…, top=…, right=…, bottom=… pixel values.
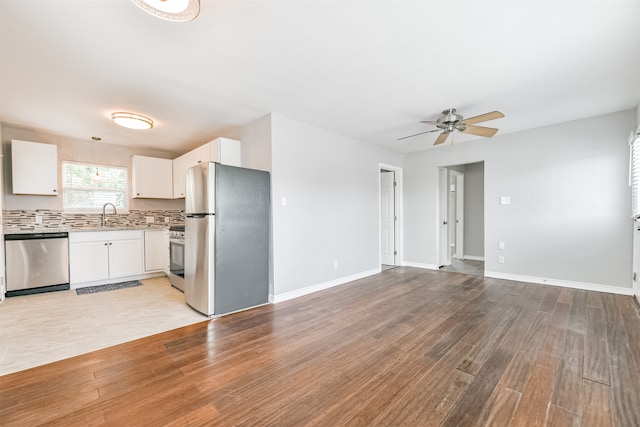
left=130, top=0, right=200, bottom=22
left=111, top=112, right=154, bottom=130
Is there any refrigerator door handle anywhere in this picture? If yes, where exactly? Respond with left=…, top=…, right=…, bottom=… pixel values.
left=186, top=213, right=210, bottom=218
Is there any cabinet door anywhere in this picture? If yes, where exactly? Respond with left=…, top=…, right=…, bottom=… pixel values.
left=144, top=230, right=168, bottom=272
left=109, top=239, right=144, bottom=278
left=69, top=241, right=109, bottom=284
left=172, top=154, right=187, bottom=199
left=190, top=144, right=210, bottom=166
left=212, top=137, right=241, bottom=167
left=11, top=139, right=58, bottom=195
left=132, top=156, right=173, bottom=199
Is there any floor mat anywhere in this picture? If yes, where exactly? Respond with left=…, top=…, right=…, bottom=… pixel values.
left=76, top=280, right=142, bottom=295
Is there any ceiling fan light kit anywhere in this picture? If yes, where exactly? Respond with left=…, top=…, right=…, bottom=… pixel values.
left=130, top=0, right=200, bottom=22
left=399, top=108, right=505, bottom=145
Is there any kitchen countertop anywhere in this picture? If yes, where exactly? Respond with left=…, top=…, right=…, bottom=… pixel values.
left=2, top=226, right=176, bottom=235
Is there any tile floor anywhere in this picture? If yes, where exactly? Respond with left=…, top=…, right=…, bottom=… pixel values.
left=0, top=276, right=208, bottom=376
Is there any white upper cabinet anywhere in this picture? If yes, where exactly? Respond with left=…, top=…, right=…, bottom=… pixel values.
left=11, top=139, right=58, bottom=196
left=132, top=155, right=173, bottom=199
left=209, top=137, right=241, bottom=166
left=172, top=137, right=241, bottom=198
left=172, top=153, right=188, bottom=199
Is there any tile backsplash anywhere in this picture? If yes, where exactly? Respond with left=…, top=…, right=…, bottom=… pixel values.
left=2, top=209, right=184, bottom=233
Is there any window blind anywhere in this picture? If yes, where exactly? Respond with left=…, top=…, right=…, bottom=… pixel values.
left=631, top=131, right=640, bottom=218
left=62, top=161, right=129, bottom=211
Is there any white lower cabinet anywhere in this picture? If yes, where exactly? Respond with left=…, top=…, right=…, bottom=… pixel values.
left=69, top=231, right=144, bottom=285
left=144, top=230, right=169, bottom=272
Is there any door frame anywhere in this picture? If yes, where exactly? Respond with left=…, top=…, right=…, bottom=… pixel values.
left=449, top=170, right=464, bottom=259
left=438, top=168, right=450, bottom=267
left=379, top=163, right=403, bottom=268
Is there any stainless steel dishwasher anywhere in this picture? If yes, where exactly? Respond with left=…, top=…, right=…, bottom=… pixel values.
left=4, top=232, right=70, bottom=296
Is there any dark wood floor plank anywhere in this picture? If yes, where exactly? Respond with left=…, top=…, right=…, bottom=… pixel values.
left=458, top=305, right=522, bottom=375
left=546, top=404, right=579, bottom=427
left=474, top=385, right=521, bottom=427
left=510, top=363, right=557, bottom=427
left=369, top=342, right=475, bottom=426
left=551, top=357, right=582, bottom=415
left=499, top=310, right=550, bottom=392
left=580, top=378, right=614, bottom=427
left=583, top=306, right=610, bottom=385
left=1, top=267, right=639, bottom=426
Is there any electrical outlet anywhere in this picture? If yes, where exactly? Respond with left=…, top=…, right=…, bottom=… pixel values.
left=281, top=197, right=287, bottom=207
left=145, top=216, right=154, bottom=223
left=333, top=260, right=339, bottom=269
left=164, top=217, right=170, bottom=223
left=498, top=256, right=505, bottom=264
left=35, top=215, right=43, bottom=224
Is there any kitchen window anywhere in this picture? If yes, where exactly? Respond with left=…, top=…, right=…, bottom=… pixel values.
left=62, top=161, right=129, bottom=211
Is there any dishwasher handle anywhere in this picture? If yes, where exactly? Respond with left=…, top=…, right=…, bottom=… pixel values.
left=4, top=232, right=69, bottom=241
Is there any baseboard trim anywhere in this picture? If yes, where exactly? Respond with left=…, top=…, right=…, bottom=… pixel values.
left=463, top=255, right=485, bottom=261
left=402, top=261, right=439, bottom=271
left=484, top=271, right=635, bottom=296
left=272, top=268, right=381, bottom=304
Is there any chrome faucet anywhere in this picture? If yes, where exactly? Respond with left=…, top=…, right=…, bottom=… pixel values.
left=102, top=203, right=117, bottom=227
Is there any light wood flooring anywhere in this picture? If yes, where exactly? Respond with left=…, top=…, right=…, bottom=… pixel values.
left=0, top=277, right=205, bottom=376
left=1, top=267, right=639, bottom=426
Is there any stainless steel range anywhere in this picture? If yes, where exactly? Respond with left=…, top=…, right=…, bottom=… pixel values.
left=168, top=225, right=185, bottom=291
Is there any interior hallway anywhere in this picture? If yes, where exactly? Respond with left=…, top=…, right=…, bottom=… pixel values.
left=440, top=258, right=485, bottom=276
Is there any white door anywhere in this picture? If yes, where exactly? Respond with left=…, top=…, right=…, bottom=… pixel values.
left=455, top=173, right=465, bottom=259
left=438, top=168, right=450, bottom=267
left=380, top=170, right=395, bottom=265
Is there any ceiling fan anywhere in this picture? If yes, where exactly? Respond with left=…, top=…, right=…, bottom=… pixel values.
left=398, top=108, right=505, bottom=145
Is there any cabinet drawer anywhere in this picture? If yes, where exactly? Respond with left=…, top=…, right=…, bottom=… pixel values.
left=69, top=230, right=143, bottom=243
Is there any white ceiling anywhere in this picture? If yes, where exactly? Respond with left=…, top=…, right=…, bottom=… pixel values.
left=1, top=0, right=639, bottom=155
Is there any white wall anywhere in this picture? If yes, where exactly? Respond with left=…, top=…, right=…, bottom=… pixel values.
left=243, top=113, right=403, bottom=300
left=404, top=109, right=634, bottom=292
left=241, top=114, right=272, bottom=173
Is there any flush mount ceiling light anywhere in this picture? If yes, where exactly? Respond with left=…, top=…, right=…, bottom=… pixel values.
left=111, top=112, right=154, bottom=130
left=131, top=0, right=200, bottom=22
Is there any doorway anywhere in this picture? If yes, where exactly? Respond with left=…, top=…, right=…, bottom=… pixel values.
left=438, top=162, right=484, bottom=276
left=380, top=165, right=401, bottom=270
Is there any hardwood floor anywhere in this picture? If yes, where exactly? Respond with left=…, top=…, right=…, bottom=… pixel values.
left=1, top=267, right=639, bottom=426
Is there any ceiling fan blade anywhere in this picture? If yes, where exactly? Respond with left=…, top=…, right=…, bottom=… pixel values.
left=462, top=111, right=504, bottom=125
left=460, top=124, right=499, bottom=138
left=419, top=120, right=439, bottom=125
left=397, top=128, right=440, bottom=141
left=433, top=132, right=450, bottom=145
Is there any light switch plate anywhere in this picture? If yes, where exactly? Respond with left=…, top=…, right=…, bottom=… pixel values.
left=281, top=197, right=287, bottom=207
left=500, top=196, right=511, bottom=205
left=499, top=242, right=505, bottom=250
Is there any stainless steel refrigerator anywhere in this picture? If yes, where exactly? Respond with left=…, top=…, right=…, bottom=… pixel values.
left=184, top=162, right=270, bottom=316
